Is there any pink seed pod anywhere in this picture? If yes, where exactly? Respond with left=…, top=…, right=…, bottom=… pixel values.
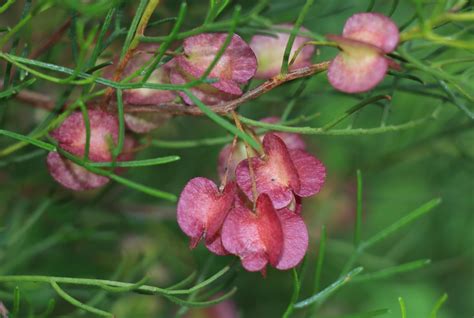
left=120, top=44, right=176, bottom=106
left=47, top=110, right=137, bottom=191
left=221, top=194, right=284, bottom=272
left=236, top=133, right=326, bottom=209
left=169, top=63, right=239, bottom=106
left=289, top=149, right=326, bottom=197
left=274, top=205, right=309, bottom=270
left=327, top=13, right=400, bottom=93
left=217, top=117, right=306, bottom=182
left=236, top=133, right=300, bottom=209
left=221, top=194, right=309, bottom=272
left=46, top=152, right=110, bottom=191
left=170, top=33, right=257, bottom=105
left=50, top=109, right=119, bottom=162
left=250, top=24, right=315, bottom=79
left=177, top=177, right=236, bottom=252
left=124, top=112, right=171, bottom=134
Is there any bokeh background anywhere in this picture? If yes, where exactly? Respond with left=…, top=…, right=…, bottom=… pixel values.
left=0, top=0, right=473, bottom=317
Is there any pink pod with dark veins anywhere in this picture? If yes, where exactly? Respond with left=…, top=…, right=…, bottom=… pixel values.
left=250, top=24, right=315, bottom=79
left=47, top=109, right=136, bottom=191
left=217, top=117, right=306, bottom=182
left=177, top=177, right=236, bottom=254
left=236, top=133, right=326, bottom=209
left=169, top=33, right=257, bottom=105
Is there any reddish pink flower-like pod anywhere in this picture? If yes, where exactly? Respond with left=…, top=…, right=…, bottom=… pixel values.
left=177, top=177, right=236, bottom=251
left=327, top=13, right=399, bottom=93
left=121, top=44, right=176, bottom=106
left=47, top=110, right=137, bottom=191
left=169, top=64, right=239, bottom=106
left=47, top=135, right=137, bottom=191
left=46, top=152, right=110, bottom=191
left=123, top=112, right=170, bottom=134
left=236, top=133, right=300, bottom=209
left=50, top=109, right=119, bottom=162
left=236, top=133, right=326, bottom=209
left=217, top=117, right=305, bottom=182
left=342, top=13, right=399, bottom=53
left=205, top=233, right=228, bottom=256
left=250, top=24, right=315, bottom=79
left=170, top=33, right=257, bottom=105
left=289, top=149, right=326, bottom=197
left=221, top=194, right=284, bottom=272
left=274, top=206, right=309, bottom=270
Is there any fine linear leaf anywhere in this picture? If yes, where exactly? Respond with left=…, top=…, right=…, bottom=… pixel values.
left=361, top=198, right=442, bottom=250
left=164, top=287, right=237, bottom=308
left=50, top=281, right=113, bottom=317
left=322, top=96, right=391, bottom=131
left=12, top=286, right=20, bottom=317
left=89, top=156, right=181, bottom=168
left=352, top=259, right=431, bottom=283
left=294, top=267, right=364, bottom=309
left=314, top=225, right=327, bottom=293
left=0, top=264, right=232, bottom=298
left=166, top=272, right=198, bottom=290
left=282, top=269, right=300, bottom=318
left=280, top=0, right=315, bottom=74
left=7, top=198, right=54, bottom=246
left=354, top=169, right=363, bottom=247
left=438, top=80, right=474, bottom=120
left=239, top=114, right=434, bottom=136
left=0, top=78, right=36, bottom=99
left=0, top=129, right=56, bottom=152
left=59, top=149, right=178, bottom=202
left=399, top=297, right=407, bottom=318
left=430, top=293, right=448, bottom=318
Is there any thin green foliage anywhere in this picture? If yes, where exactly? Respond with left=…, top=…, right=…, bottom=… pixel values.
left=51, top=281, right=113, bottom=317
left=113, top=89, right=125, bottom=160
left=282, top=269, right=300, bottom=318
left=352, top=259, right=431, bottom=283
left=280, top=0, right=315, bottom=74
left=354, top=169, right=363, bottom=247
left=0, top=0, right=471, bottom=316
left=294, top=267, right=364, bottom=309
left=361, top=198, right=442, bottom=250
left=430, top=293, right=448, bottom=318
left=398, top=297, right=407, bottom=318
left=0, top=78, right=35, bottom=99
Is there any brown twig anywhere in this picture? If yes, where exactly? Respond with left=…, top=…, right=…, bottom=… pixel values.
left=122, top=61, right=331, bottom=115
left=30, top=18, right=72, bottom=59
left=11, top=61, right=330, bottom=115
left=103, top=0, right=160, bottom=104
left=13, top=89, right=55, bottom=110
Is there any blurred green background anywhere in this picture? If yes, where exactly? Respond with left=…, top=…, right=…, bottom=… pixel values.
left=0, top=0, right=473, bottom=317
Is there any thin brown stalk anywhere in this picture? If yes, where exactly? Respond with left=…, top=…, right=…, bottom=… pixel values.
left=11, top=61, right=330, bottom=116
left=231, top=111, right=259, bottom=208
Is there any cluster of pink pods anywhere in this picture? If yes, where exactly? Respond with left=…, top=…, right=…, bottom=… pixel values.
left=116, top=12, right=400, bottom=109
left=46, top=14, right=400, bottom=272
left=177, top=124, right=326, bottom=273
